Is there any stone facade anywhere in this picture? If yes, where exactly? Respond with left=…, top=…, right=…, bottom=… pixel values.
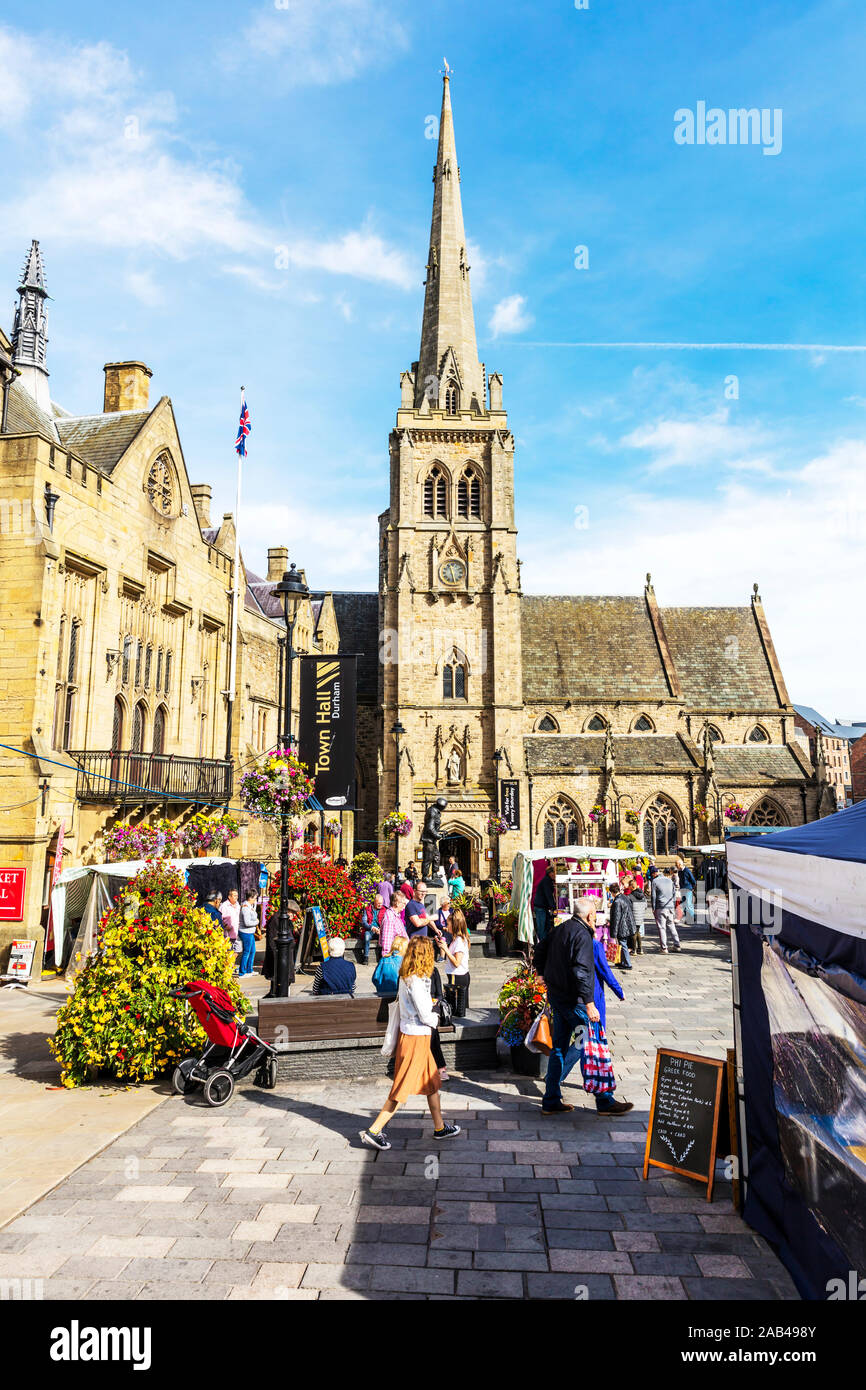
left=345, top=76, right=823, bottom=880
left=0, top=259, right=350, bottom=971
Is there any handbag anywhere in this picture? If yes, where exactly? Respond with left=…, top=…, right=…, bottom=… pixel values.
left=380, top=1000, right=400, bottom=1057
left=580, top=1019, right=616, bottom=1095
left=524, top=1008, right=553, bottom=1055
left=435, top=997, right=453, bottom=1026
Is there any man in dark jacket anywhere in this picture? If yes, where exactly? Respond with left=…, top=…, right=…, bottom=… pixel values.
left=535, top=897, right=633, bottom=1117
left=609, top=884, right=635, bottom=970
left=532, top=865, right=558, bottom=942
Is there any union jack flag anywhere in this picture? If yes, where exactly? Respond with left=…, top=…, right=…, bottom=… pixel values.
left=235, top=394, right=251, bottom=456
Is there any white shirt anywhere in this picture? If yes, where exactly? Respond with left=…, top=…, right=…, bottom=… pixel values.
left=444, top=935, right=470, bottom=977
left=240, top=902, right=258, bottom=932
left=397, top=975, right=439, bottom=1036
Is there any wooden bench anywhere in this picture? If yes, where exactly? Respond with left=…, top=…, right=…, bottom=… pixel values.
left=257, top=994, right=454, bottom=1046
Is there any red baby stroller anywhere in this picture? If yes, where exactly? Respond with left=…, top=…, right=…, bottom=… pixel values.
left=169, top=978, right=278, bottom=1107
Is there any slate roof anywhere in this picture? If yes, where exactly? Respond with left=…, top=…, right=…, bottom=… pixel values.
left=4, top=380, right=60, bottom=441
left=54, top=409, right=151, bottom=473
left=793, top=706, right=866, bottom=742
left=713, top=745, right=806, bottom=783
left=247, top=574, right=283, bottom=620
left=660, top=606, right=780, bottom=709
left=524, top=734, right=696, bottom=776
left=310, top=591, right=379, bottom=703
left=521, top=596, right=671, bottom=703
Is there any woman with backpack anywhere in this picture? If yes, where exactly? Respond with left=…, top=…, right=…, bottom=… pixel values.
left=359, top=936, right=461, bottom=1151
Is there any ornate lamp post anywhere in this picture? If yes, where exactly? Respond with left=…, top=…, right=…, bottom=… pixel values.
left=272, top=564, right=309, bottom=998
left=392, top=719, right=405, bottom=876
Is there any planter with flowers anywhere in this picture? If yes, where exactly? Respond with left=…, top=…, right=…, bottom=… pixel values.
left=724, top=802, right=747, bottom=824
left=497, top=963, right=547, bottom=1075
left=103, top=823, right=160, bottom=862
left=624, top=809, right=640, bottom=828
left=182, top=812, right=243, bottom=857
left=382, top=811, right=413, bottom=838
left=275, top=844, right=363, bottom=940
left=239, top=749, right=315, bottom=826
left=349, top=852, right=384, bottom=907
left=694, top=802, right=709, bottom=824
left=486, top=813, right=509, bottom=837
left=324, top=818, right=341, bottom=838
left=50, top=860, right=247, bottom=1087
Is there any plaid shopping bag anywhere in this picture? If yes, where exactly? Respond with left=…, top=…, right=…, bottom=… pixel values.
left=580, top=1018, right=616, bottom=1096
left=605, top=938, right=621, bottom=964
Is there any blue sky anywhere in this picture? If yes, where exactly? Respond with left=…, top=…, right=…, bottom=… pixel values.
left=1, top=0, right=864, bottom=714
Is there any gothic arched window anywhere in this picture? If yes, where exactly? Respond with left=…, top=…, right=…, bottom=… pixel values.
left=152, top=705, right=167, bottom=756
left=633, top=714, right=654, bottom=732
left=543, top=796, right=582, bottom=849
left=642, top=797, right=681, bottom=855
left=144, top=644, right=153, bottom=689
left=164, top=650, right=172, bottom=695
left=538, top=715, right=558, bottom=733
left=121, top=635, right=132, bottom=685
left=748, top=798, right=788, bottom=827
left=444, top=380, right=459, bottom=415
left=111, top=697, right=124, bottom=752
left=146, top=453, right=175, bottom=516
left=442, top=649, right=467, bottom=700
left=457, top=466, right=481, bottom=519
left=132, top=701, right=146, bottom=753
left=707, top=725, right=723, bottom=743
left=423, top=465, right=448, bottom=519
left=748, top=725, right=770, bottom=743
left=587, top=715, right=607, bottom=732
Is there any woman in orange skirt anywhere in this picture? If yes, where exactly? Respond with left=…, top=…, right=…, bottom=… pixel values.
left=359, top=937, right=461, bottom=1150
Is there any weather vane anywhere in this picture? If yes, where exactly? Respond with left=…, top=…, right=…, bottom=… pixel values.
left=442, top=57, right=452, bottom=78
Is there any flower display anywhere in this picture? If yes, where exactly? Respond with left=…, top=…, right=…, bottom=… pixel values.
left=323, top=819, right=342, bottom=837
left=694, top=802, right=709, bottom=822
left=182, top=812, right=243, bottom=855
left=725, top=802, right=747, bottom=823
left=276, top=844, right=363, bottom=939
left=588, top=803, right=608, bottom=824
left=497, top=963, right=546, bottom=1045
left=349, top=852, right=383, bottom=907
left=486, top=813, right=509, bottom=836
left=50, top=860, right=248, bottom=1087
left=103, top=815, right=243, bottom=862
left=382, top=810, right=413, bottom=837
left=239, top=749, right=315, bottom=824
left=624, top=809, right=640, bottom=827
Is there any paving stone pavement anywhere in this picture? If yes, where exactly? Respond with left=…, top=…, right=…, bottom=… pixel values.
left=0, top=922, right=800, bottom=1300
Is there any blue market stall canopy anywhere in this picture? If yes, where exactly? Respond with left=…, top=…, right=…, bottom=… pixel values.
left=727, top=802, right=866, bottom=1300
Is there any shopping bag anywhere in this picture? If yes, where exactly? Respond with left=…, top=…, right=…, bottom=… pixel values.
left=580, top=1019, right=616, bottom=1096
left=380, top=1001, right=400, bottom=1057
left=605, top=938, right=621, bottom=965
left=524, top=1009, right=553, bottom=1055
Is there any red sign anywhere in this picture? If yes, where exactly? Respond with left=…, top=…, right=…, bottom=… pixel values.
left=0, top=869, right=26, bottom=921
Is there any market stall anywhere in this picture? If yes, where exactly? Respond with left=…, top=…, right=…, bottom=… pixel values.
left=680, top=843, right=729, bottom=932
left=510, top=846, right=653, bottom=944
left=727, top=804, right=866, bottom=1300
left=52, top=856, right=261, bottom=978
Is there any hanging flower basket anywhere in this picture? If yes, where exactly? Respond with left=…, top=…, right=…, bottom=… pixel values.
left=486, top=813, right=509, bottom=836
left=103, top=823, right=161, bottom=861
left=624, top=809, right=640, bottom=827
left=323, top=819, right=342, bottom=837
left=724, top=803, right=747, bottom=824
left=588, top=803, right=608, bottom=824
left=182, top=813, right=243, bottom=856
left=694, top=803, right=709, bottom=822
left=382, top=811, right=413, bottom=837
left=239, top=750, right=315, bottom=825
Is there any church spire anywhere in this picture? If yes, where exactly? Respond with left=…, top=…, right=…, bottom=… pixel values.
left=414, top=70, right=485, bottom=414
left=11, top=239, right=50, bottom=412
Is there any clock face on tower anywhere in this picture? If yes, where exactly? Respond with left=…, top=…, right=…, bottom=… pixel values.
left=439, top=559, right=466, bottom=586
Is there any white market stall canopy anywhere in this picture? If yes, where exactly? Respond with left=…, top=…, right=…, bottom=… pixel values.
left=510, top=846, right=655, bottom=943
left=52, top=858, right=237, bottom=975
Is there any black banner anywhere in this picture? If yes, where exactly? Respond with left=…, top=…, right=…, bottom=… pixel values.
left=500, top=779, right=520, bottom=830
left=297, top=655, right=357, bottom=810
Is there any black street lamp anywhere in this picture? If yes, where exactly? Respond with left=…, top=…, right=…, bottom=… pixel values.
left=272, top=564, right=309, bottom=998
left=492, top=748, right=503, bottom=882
left=392, top=719, right=405, bottom=875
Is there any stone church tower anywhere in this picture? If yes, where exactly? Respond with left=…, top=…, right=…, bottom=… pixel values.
left=377, top=72, right=521, bottom=867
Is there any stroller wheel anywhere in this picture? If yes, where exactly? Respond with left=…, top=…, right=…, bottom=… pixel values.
left=172, top=1058, right=201, bottom=1096
left=259, top=1055, right=278, bottom=1090
left=203, top=1069, right=234, bottom=1108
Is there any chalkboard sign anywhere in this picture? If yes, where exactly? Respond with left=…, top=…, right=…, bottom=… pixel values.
left=642, top=1049, right=726, bottom=1200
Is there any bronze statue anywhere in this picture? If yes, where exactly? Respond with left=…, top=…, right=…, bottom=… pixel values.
left=421, top=796, right=448, bottom=881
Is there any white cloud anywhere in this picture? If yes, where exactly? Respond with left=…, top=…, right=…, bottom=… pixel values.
left=125, top=270, right=165, bottom=307
left=621, top=408, right=777, bottom=474
left=242, top=498, right=379, bottom=586
left=234, top=0, right=410, bottom=87
left=0, top=23, right=415, bottom=293
left=518, top=439, right=866, bottom=711
left=489, top=294, right=533, bottom=338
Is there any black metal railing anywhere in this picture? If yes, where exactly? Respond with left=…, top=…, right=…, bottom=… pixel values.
left=69, top=751, right=233, bottom=806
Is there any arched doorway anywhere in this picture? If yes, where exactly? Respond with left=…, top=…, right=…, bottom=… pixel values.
left=438, top=833, right=473, bottom=885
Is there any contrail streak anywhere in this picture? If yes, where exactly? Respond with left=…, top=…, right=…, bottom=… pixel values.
left=510, top=341, right=866, bottom=352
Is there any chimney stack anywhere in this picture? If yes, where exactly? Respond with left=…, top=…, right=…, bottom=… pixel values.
left=103, top=361, right=152, bottom=413
left=267, top=546, right=289, bottom=582
left=190, top=484, right=212, bottom=529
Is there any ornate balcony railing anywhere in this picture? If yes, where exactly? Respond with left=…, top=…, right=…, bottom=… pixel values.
left=68, top=751, right=233, bottom=807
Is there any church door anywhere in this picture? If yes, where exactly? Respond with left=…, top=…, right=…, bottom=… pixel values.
left=438, top=834, right=473, bottom=886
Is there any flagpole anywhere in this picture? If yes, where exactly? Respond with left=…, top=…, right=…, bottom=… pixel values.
left=225, top=386, right=244, bottom=770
